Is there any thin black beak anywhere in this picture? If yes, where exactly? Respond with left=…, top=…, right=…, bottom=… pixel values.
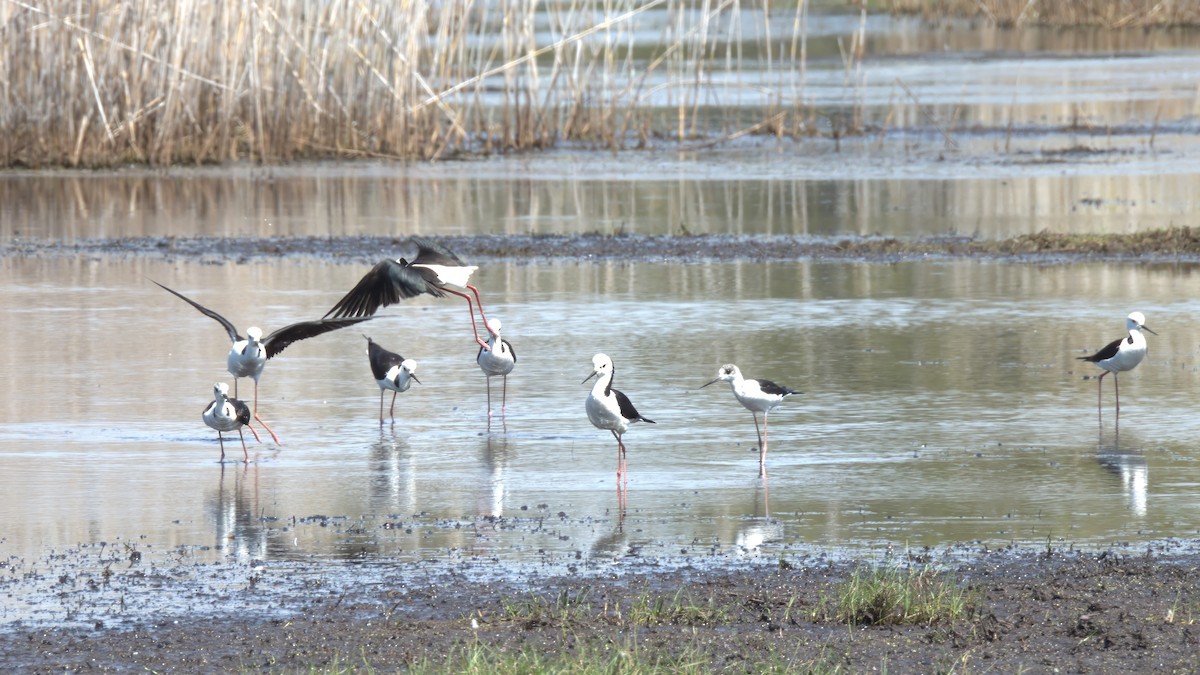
left=581, top=370, right=598, bottom=385
left=410, top=374, right=422, bottom=385
left=1141, top=324, right=1158, bottom=335
left=699, top=378, right=721, bottom=389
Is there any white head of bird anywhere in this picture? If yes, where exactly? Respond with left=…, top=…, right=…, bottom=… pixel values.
left=585, top=353, right=614, bottom=384
left=703, top=364, right=743, bottom=388
left=1126, top=312, right=1156, bottom=335
left=393, top=358, right=420, bottom=390
left=213, top=382, right=231, bottom=401
left=246, top=326, right=264, bottom=343
left=485, top=318, right=502, bottom=338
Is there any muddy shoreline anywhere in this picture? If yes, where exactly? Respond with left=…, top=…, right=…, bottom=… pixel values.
left=3, top=545, right=1199, bottom=672
left=7, top=228, right=1200, bottom=264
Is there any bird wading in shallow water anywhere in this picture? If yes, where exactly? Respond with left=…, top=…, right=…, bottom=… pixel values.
left=324, top=237, right=493, bottom=351
left=365, top=335, right=420, bottom=424
left=583, top=353, right=655, bottom=484
left=1078, top=311, right=1156, bottom=417
left=702, top=364, right=799, bottom=479
left=202, top=382, right=260, bottom=462
left=154, top=280, right=371, bottom=444
left=477, top=318, right=517, bottom=422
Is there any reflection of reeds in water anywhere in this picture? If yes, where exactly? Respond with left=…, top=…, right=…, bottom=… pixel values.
left=2, top=0, right=844, bottom=167
left=885, top=0, right=1200, bottom=28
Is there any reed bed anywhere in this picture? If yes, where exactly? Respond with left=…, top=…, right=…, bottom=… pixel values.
left=0, top=0, right=829, bottom=167
left=881, top=0, right=1200, bottom=27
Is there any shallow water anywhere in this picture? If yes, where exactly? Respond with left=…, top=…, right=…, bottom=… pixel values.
left=3, top=256, right=1200, bottom=581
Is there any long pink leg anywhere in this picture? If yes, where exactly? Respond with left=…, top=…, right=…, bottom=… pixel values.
left=252, top=382, right=282, bottom=445
left=217, top=432, right=226, bottom=462
left=760, top=413, right=770, bottom=479
left=443, top=288, right=489, bottom=350
left=238, top=428, right=249, bottom=463
left=244, top=422, right=262, bottom=444
left=466, top=284, right=489, bottom=326
left=379, top=390, right=385, bottom=424
left=501, top=375, right=508, bottom=414
left=389, top=391, right=398, bottom=421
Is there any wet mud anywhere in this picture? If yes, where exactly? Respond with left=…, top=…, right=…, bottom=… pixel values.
left=2, top=543, right=1199, bottom=672
left=7, top=227, right=1200, bottom=264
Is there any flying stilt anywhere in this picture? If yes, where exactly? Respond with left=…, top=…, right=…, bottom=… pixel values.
left=365, top=335, right=420, bottom=424
left=702, top=364, right=799, bottom=478
left=1078, top=311, right=1156, bottom=416
left=324, top=237, right=492, bottom=350
left=203, top=382, right=260, bottom=462
left=477, top=318, right=517, bottom=421
left=154, top=280, right=371, bottom=444
left=583, top=353, right=655, bottom=482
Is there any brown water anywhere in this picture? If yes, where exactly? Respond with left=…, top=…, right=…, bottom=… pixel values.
left=3, top=256, right=1200, bottom=571
left=3, top=10, right=1200, bottom=628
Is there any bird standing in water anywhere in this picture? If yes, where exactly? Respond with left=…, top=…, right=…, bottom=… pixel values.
left=202, top=382, right=260, bottom=462
left=1078, top=311, right=1156, bottom=416
left=702, top=364, right=799, bottom=478
left=477, top=318, right=517, bottom=422
left=365, top=335, right=420, bottom=424
left=154, top=280, right=370, bottom=444
left=583, top=353, right=655, bottom=483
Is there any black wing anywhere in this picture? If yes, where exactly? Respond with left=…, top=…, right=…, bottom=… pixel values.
left=1078, top=336, right=1123, bottom=363
left=366, top=338, right=405, bottom=381
left=262, top=317, right=371, bottom=359
left=757, top=379, right=797, bottom=397
left=410, top=236, right=469, bottom=267
left=231, top=398, right=252, bottom=426
left=153, top=280, right=240, bottom=343
left=504, top=339, right=516, bottom=364
left=324, top=259, right=437, bottom=319
left=613, top=388, right=655, bottom=424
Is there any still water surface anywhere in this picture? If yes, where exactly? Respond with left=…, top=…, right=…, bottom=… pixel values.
left=3, top=256, right=1199, bottom=572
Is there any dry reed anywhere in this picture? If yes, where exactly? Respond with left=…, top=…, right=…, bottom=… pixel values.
left=0, top=0, right=831, bottom=167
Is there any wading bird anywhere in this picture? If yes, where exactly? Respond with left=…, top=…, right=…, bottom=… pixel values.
left=365, top=335, right=420, bottom=424
left=1078, top=311, right=1156, bottom=416
left=702, top=364, right=799, bottom=478
left=154, top=280, right=370, bottom=443
left=202, top=382, right=260, bottom=462
left=324, top=237, right=492, bottom=350
left=583, top=353, right=655, bottom=482
left=477, top=318, right=517, bottom=420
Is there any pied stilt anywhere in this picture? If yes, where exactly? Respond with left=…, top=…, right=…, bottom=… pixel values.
left=154, top=280, right=370, bottom=444
left=477, top=318, right=517, bottom=420
left=365, top=335, right=420, bottom=424
left=324, top=237, right=492, bottom=350
left=702, top=364, right=799, bottom=478
left=203, top=382, right=261, bottom=462
left=1077, top=311, right=1156, bottom=415
left=583, top=354, right=655, bottom=481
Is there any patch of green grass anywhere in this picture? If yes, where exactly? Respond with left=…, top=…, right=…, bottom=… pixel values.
left=496, top=588, right=596, bottom=627
left=626, top=588, right=731, bottom=627
left=833, top=564, right=977, bottom=627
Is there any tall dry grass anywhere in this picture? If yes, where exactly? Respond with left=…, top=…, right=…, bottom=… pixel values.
left=881, top=0, right=1200, bottom=27
left=0, top=0, right=826, bottom=167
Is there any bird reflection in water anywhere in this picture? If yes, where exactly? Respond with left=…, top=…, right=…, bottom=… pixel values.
left=211, top=462, right=269, bottom=561
left=1096, top=427, right=1148, bottom=518
left=368, top=427, right=416, bottom=517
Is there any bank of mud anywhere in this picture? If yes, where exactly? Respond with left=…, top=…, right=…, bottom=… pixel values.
left=2, top=546, right=1199, bottom=672
left=6, top=227, right=1200, bottom=265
